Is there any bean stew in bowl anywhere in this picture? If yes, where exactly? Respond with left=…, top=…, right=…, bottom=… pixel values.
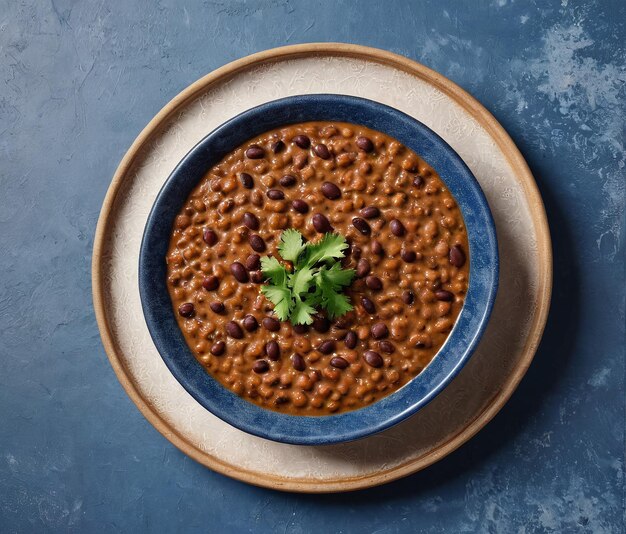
left=139, top=95, right=498, bottom=445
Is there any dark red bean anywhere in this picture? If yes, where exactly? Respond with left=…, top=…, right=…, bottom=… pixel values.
left=449, top=245, right=466, bottom=268
left=363, top=350, right=384, bottom=368
left=225, top=321, right=244, bottom=339
left=243, top=314, right=258, bottom=332
left=402, top=290, right=415, bottom=305
left=356, top=136, right=374, bottom=152
left=371, top=322, right=389, bottom=339
left=245, top=145, right=264, bottom=159
left=210, top=341, right=225, bottom=356
left=262, top=317, right=281, bottom=332
left=239, top=173, right=254, bottom=189
left=293, top=134, right=310, bottom=149
left=355, top=258, right=371, bottom=278
left=279, top=174, right=297, bottom=187
left=371, top=240, right=384, bottom=255
left=242, top=212, right=259, bottom=230
left=365, top=276, right=382, bottom=291
left=318, top=340, right=336, bottom=354
left=345, top=331, right=358, bottom=349
left=401, top=249, right=416, bottom=263
left=249, top=234, right=266, bottom=252
left=413, top=175, right=424, bottom=188
left=202, top=275, right=220, bottom=291
left=253, top=360, right=269, bottom=373
left=330, top=356, right=349, bottom=369
left=390, top=219, right=406, bottom=236
left=312, top=315, right=330, bottom=333
left=230, top=262, right=248, bottom=283
left=435, top=289, right=454, bottom=301
left=293, top=324, right=309, bottom=334
left=209, top=302, right=225, bottom=314
left=314, top=144, right=331, bottom=159
left=292, top=354, right=306, bottom=371
left=178, top=303, right=194, bottom=317
left=352, top=217, right=371, bottom=235
left=245, top=253, right=261, bottom=271
left=203, top=228, right=218, bottom=246
left=351, top=244, right=362, bottom=259
left=312, top=213, right=332, bottom=233
left=378, top=340, right=395, bottom=354
left=265, top=340, right=280, bottom=361
left=292, top=199, right=309, bottom=214
left=267, top=189, right=285, bottom=200
left=360, top=206, right=380, bottom=219
left=272, top=140, right=285, bottom=153
left=321, top=182, right=341, bottom=200
left=250, top=270, right=264, bottom=284
left=361, top=296, right=376, bottom=314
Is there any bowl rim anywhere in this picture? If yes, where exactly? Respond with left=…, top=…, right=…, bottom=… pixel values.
left=138, top=94, right=499, bottom=445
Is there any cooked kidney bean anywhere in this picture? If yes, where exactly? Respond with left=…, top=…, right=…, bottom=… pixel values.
left=345, top=331, right=358, bottom=349
left=178, top=303, right=194, bottom=317
left=365, top=276, right=382, bottom=291
left=292, top=354, right=306, bottom=371
left=272, top=140, right=285, bottom=153
left=435, top=289, right=454, bottom=301
left=245, top=145, right=264, bottom=159
left=378, top=340, right=395, bottom=354
left=225, top=321, right=244, bottom=339
left=209, top=302, right=225, bottom=314
left=249, top=234, right=266, bottom=252
left=293, top=134, right=310, bottom=148
left=390, top=219, right=406, bottom=236
left=243, top=212, right=259, bottom=230
left=230, top=262, right=248, bottom=283
left=210, top=341, right=226, bottom=356
left=321, top=182, right=341, bottom=200
left=314, top=144, right=331, bottom=159
left=243, top=314, right=258, bottom=331
left=167, top=121, right=469, bottom=416
left=202, top=275, right=220, bottom=291
left=318, top=340, right=336, bottom=354
left=330, top=356, right=349, bottom=369
left=360, top=206, right=380, bottom=219
left=203, top=228, right=218, bottom=246
left=245, top=253, right=261, bottom=271
left=352, top=217, right=371, bottom=235
left=449, top=245, right=466, bottom=267
left=279, top=174, right=297, bottom=187
left=312, top=213, right=332, bottom=233
left=262, top=317, right=280, bottom=332
left=292, top=199, right=309, bottom=213
left=371, top=323, right=389, bottom=339
left=267, top=189, right=285, bottom=200
left=364, top=350, right=384, bottom=368
left=239, top=173, right=254, bottom=189
left=356, top=136, right=374, bottom=152
left=253, top=360, right=269, bottom=373
left=361, top=297, right=376, bottom=314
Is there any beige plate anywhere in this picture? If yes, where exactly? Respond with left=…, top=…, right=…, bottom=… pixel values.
left=92, top=44, right=552, bottom=493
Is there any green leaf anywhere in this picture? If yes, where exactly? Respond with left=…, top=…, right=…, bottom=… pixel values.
left=323, top=262, right=355, bottom=288
left=316, top=266, right=354, bottom=319
left=278, top=228, right=306, bottom=264
left=260, top=256, right=287, bottom=286
left=290, top=297, right=316, bottom=325
left=302, top=233, right=349, bottom=266
left=322, top=291, right=353, bottom=319
left=289, top=265, right=316, bottom=295
left=260, top=285, right=292, bottom=321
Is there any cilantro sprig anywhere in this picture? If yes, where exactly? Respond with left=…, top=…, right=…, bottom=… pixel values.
left=260, top=229, right=355, bottom=325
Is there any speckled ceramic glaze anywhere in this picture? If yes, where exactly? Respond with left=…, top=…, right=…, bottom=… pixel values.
left=138, top=95, right=499, bottom=445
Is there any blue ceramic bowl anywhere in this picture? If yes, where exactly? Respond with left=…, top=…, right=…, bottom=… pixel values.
left=139, top=94, right=498, bottom=445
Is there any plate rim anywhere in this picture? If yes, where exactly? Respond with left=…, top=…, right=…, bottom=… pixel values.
left=92, top=43, right=553, bottom=492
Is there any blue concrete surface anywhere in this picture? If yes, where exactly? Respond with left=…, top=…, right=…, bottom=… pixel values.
left=1, top=1, right=624, bottom=532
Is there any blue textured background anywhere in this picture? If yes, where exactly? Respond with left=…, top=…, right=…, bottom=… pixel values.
left=1, top=1, right=624, bottom=532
